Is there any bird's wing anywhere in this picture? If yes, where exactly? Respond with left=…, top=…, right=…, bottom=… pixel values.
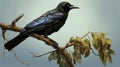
left=22, top=11, right=64, bottom=34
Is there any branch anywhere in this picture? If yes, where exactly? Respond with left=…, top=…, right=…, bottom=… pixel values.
left=28, top=49, right=55, bottom=58
left=64, top=32, right=90, bottom=49
left=12, top=50, right=29, bottom=65
left=0, top=14, right=74, bottom=67
left=11, top=14, right=24, bottom=25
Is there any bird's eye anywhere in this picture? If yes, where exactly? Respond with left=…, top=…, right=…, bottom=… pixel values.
left=65, top=3, right=70, bottom=7
left=61, top=3, right=70, bottom=8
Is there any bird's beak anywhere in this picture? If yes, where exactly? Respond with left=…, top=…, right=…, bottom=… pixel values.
left=70, top=5, right=79, bottom=9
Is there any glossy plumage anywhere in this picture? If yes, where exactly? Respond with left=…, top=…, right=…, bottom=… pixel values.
left=4, top=2, right=79, bottom=51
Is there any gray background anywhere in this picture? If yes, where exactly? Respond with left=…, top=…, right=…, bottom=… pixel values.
left=0, top=0, right=120, bottom=67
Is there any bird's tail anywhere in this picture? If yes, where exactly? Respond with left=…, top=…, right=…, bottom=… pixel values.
left=4, top=34, right=29, bottom=51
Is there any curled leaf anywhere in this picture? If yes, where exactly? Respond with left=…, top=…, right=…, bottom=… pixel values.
left=84, top=47, right=90, bottom=58
left=69, top=36, right=75, bottom=43
left=105, top=38, right=112, bottom=49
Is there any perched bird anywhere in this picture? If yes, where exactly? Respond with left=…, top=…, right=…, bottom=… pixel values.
left=4, top=2, right=79, bottom=51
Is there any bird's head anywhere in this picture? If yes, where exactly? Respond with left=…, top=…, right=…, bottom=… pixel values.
left=56, top=2, right=79, bottom=13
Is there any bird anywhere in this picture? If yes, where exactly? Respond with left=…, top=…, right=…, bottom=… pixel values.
left=4, top=2, right=79, bottom=51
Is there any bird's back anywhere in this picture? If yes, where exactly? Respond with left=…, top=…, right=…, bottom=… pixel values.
left=23, top=9, right=68, bottom=36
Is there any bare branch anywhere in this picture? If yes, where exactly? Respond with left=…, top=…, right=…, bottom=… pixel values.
left=64, top=32, right=91, bottom=49
left=0, top=22, right=22, bottom=32
left=0, top=14, right=74, bottom=67
left=12, top=50, right=29, bottom=65
left=0, top=13, right=115, bottom=67
left=81, top=32, right=90, bottom=39
left=11, top=14, right=24, bottom=25
left=2, top=29, right=8, bottom=42
left=28, top=49, right=55, bottom=58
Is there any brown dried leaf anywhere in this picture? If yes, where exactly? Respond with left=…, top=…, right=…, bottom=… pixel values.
left=108, top=49, right=115, bottom=55
left=76, top=36, right=82, bottom=42
left=92, top=33, right=101, bottom=50
left=102, top=53, right=107, bottom=66
left=80, top=47, right=85, bottom=55
left=83, top=39, right=90, bottom=47
left=93, top=39, right=100, bottom=50
left=73, top=48, right=81, bottom=64
left=107, top=55, right=113, bottom=64
left=69, top=36, right=75, bottom=43
left=91, top=32, right=97, bottom=40
left=105, top=38, right=112, bottom=45
left=99, top=48, right=107, bottom=66
left=76, top=36, right=83, bottom=46
left=84, top=47, right=90, bottom=58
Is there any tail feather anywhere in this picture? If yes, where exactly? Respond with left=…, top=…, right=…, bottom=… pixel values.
left=4, top=34, right=29, bottom=51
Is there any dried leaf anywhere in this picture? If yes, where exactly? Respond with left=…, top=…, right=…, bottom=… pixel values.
left=102, top=53, right=107, bottom=66
left=99, top=49, right=107, bottom=66
left=57, top=55, right=61, bottom=64
left=48, top=52, right=54, bottom=62
left=105, top=43, right=111, bottom=49
left=84, top=47, right=90, bottom=58
left=76, top=58, right=81, bottom=64
left=107, top=55, right=113, bottom=64
left=76, top=36, right=81, bottom=42
left=91, top=32, right=97, bottom=39
left=73, top=48, right=81, bottom=64
left=76, top=48, right=81, bottom=55
left=92, top=33, right=101, bottom=50
left=48, top=51, right=58, bottom=62
left=80, top=47, right=85, bottom=55
left=64, top=50, right=72, bottom=61
left=83, top=39, right=90, bottom=47
left=99, top=34, right=105, bottom=46
left=69, top=36, right=75, bottom=43
left=105, top=38, right=111, bottom=45
left=108, top=49, right=115, bottom=55
left=76, top=36, right=83, bottom=46
left=100, top=32, right=106, bottom=39
left=93, top=39, right=100, bottom=50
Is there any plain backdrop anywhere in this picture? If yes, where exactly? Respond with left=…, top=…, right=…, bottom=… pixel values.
left=0, top=0, right=120, bottom=67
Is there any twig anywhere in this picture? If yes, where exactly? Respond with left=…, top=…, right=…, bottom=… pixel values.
left=28, top=49, right=56, bottom=58
left=1, top=28, right=7, bottom=58
left=11, top=14, right=24, bottom=25
left=1, top=29, right=8, bottom=42
left=0, top=14, right=74, bottom=67
left=81, top=31, right=90, bottom=39
left=64, top=32, right=91, bottom=49
left=90, top=47, right=99, bottom=56
left=46, top=37, right=74, bottom=67
left=3, top=47, right=6, bottom=58
left=12, top=50, right=29, bottom=65
left=33, top=51, right=54, bottom=58
left=0, top=22, right=22, bottom=32
left=27, top=49, right=36, bottom=57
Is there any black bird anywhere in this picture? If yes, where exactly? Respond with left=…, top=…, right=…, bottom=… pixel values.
left=4, top=2, right=79, bottom=51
